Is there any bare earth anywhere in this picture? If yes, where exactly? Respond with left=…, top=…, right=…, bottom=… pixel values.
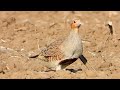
left=0, top=11, right=120, bottom=79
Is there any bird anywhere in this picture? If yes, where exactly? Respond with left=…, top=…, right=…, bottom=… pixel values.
left=29, top=19, right=84, bottom=71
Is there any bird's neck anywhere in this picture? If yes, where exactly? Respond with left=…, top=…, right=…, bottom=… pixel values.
left=69, top=28, right=80, bottom=38
left=71, top=28, right=79, bottom=33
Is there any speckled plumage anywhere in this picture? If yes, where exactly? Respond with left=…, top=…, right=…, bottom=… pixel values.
left=39, top=19, right=83, bottom=70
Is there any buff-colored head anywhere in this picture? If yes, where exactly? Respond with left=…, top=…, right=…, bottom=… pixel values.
left=71, top=19, right=82, bottom=29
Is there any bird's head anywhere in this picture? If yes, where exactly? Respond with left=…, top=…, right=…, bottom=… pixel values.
left=71, top=19, right=82, bottom=29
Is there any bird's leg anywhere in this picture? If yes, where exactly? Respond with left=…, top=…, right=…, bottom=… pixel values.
left=79, top=55, right=97, bottom=73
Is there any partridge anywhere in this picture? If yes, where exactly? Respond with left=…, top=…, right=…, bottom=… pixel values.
left=31, top=19, right=83, bottom=71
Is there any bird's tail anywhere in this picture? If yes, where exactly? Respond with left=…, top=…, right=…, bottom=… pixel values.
left=79, top=55, right=97, bottom=72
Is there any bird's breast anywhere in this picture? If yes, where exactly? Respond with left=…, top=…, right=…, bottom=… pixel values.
left=60, top=33, right=83, bottom=59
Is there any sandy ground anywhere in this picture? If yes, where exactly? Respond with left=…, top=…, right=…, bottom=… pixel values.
left=0, top=11, right=120, bottom=79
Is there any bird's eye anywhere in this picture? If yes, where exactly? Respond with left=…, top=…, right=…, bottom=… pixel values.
left=74, top=21, right=76, bottom=23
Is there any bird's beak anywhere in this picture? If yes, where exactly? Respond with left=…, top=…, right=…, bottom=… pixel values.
left=78, top=24, right=81, bottom=28
left=78, top=22, right=84, bottom=28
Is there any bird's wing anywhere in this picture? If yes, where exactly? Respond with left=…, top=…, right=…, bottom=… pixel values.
left=40, top=38, right=65, bottom=61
